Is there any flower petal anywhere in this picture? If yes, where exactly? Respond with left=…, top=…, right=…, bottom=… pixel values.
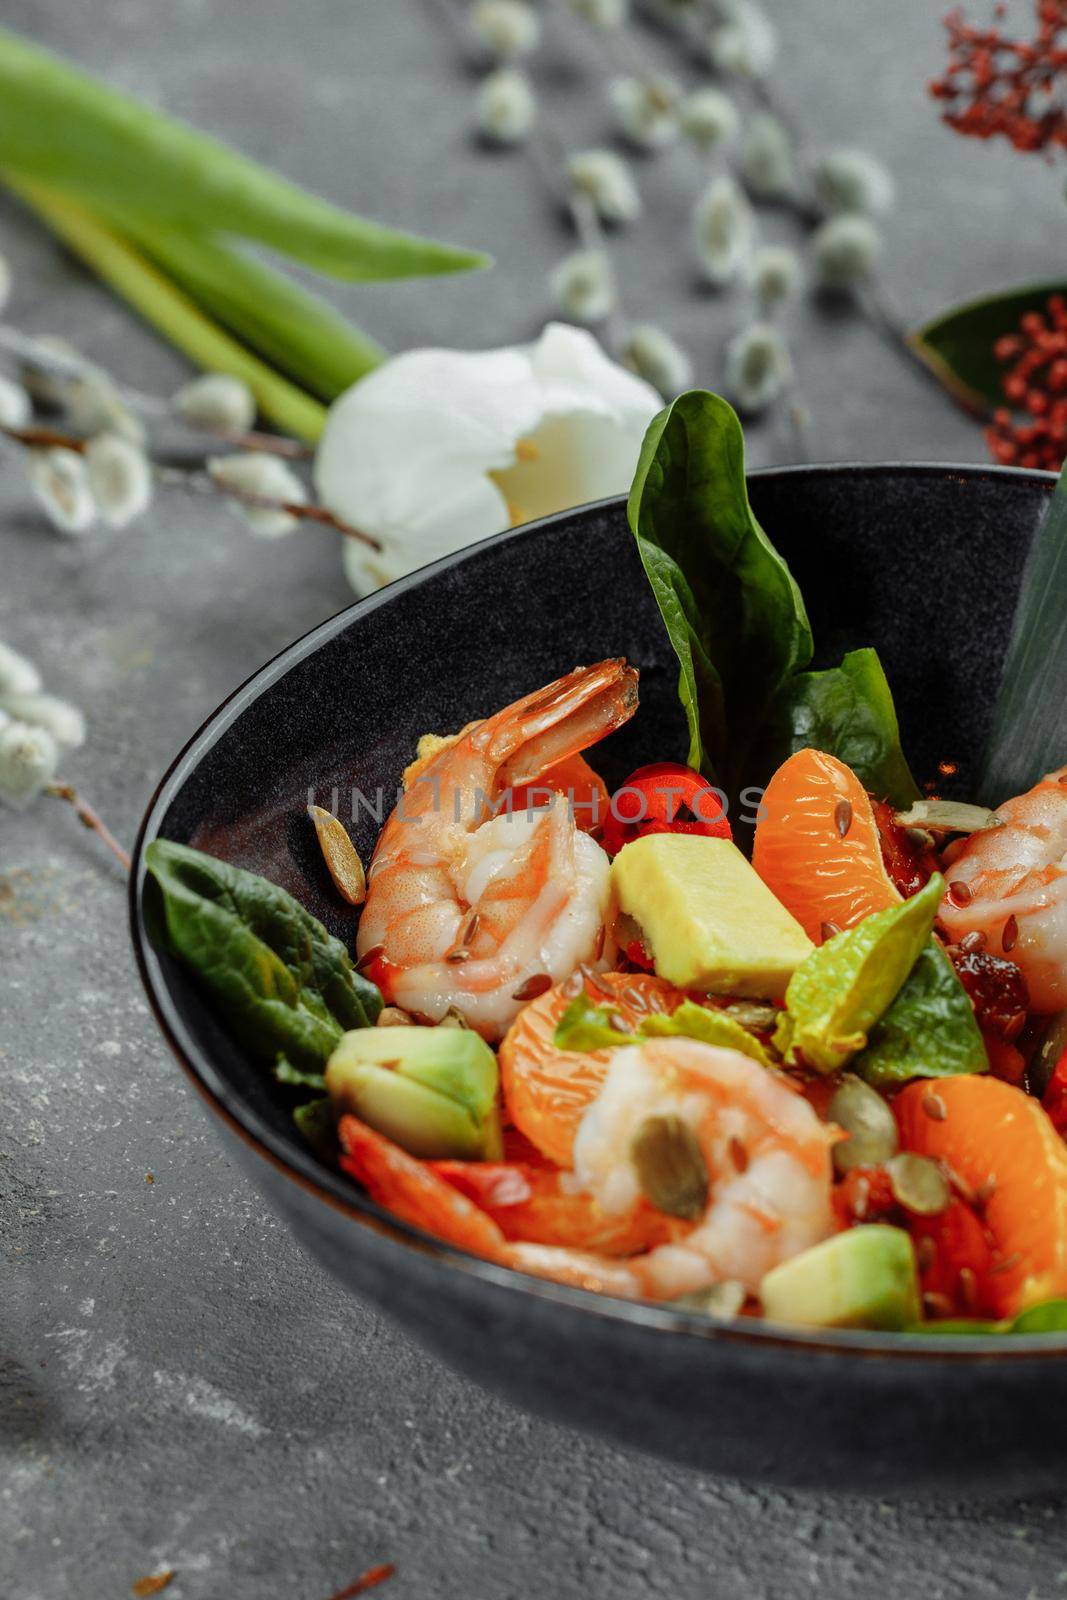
left=317, top=346, right=546, bottom=587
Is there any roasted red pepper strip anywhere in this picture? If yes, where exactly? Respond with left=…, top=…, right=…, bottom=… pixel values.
left=908, top=1197, right=999, bottom=1320
left=1043, top=1046, right=1067, bottom=1136
left=602, top=761, right=732, bottom=857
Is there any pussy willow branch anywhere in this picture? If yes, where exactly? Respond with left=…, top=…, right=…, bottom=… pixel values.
left=44, top=781, right=131, bottom=872
left=0, top=422, right=381, bottom=550
left=0, top=325, right=312, bottom=459
left=431, top=0, right=628, bottom=355
left=155, top=467, right=382, bottom=549
left=639, top=0, right=987, bottom=423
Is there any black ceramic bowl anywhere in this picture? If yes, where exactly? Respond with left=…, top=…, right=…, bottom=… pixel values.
left=131, top=464, right=1067, bottom=1497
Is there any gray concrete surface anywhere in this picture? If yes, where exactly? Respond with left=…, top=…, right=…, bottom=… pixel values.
left=4, top=3, right=1067, bottom=1596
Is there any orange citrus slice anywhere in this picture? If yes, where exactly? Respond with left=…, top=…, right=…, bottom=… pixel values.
left=752, top=747, right=900, bottom=944
left=896, top=1075, right=1067, bottom=1318
left=499, top=970, right=686, bottom=1166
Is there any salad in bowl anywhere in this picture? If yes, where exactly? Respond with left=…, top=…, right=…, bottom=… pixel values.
left=141, top=393, right=1067, bottom=1339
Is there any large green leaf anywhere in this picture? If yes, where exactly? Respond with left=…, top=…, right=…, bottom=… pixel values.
left=908, top=282, right=1067, bottom=412
left=759, top=649, right=920, bottom=809
left=145, top=840, right=381, bottom=1072
left=627, top=391, right=918, bottom=810
left=0, top=27, right=488, bottom=282
left=980, top=461, right=1067, bottom=803
left=112, top=215, right=385, bottom=400
left=854, top=942, right=988, bottom=1088
left=628, top=390, right=813, bottom=788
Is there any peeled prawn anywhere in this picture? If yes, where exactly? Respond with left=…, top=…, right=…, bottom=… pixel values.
left=338, top=1038, right=838, bottom=1305
left=356, top=659, right=638, bottom=1040
left=567, top=1038, right=838, bottom=1298
left=940, top=766, right=1067, bottom=1012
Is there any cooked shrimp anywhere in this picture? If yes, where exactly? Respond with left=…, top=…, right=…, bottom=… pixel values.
left=356, top=660, right=639, bottom=1040
left=939, top=766, right=1067, bottom=1012
left=567, top=1039, right=838, bottom=1298
left=338, top=1038, right=838, bottom=1305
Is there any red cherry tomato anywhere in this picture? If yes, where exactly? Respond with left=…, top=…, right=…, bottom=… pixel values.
left=601, top=762, right=732, bottom=857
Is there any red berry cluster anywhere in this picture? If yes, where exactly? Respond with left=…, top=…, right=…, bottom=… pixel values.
left=986, top=295, right=1067, bottom=470
left=930, top=1, right=1067, bottom=153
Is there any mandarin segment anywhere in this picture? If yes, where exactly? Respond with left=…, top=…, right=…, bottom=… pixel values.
left=752, top=748, right=900, bottom=944
left=895, top=1075, right=1067, bottom=1317
left=498, top=970, right=687, bottom=1166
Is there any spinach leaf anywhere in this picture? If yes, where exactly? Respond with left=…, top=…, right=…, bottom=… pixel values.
left=628, top=391, right=918, bottom=808
left=759, top=649, right=920, bottom=809
left=292, top=1096, right=339, bottom=1161
left=628, top=390, right=812, bottom=788
left=854, top=942, right=988, bottom=1089
left=145, top=839, right=380, bottom=1073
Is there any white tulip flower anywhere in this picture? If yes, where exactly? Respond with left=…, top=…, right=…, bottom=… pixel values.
left=0, top=373, right=32, bottom=429
left=680, top=88, right=739, bottom=152
left=550, top=249, right=617, bottom=323
left=27, top=447, right=97, bottom=535
left=470, top=0, right=540, bottom=59
left=567, top=150, right=641, bottom=225
left=812, top=215, right=881, bottom=289
left=694, top=175, right=755, bottom=286
left=315, top=322, right=661, bottom=593
left=477, top=67, right=536, bottom=144
left=813, top=149, right=896, bottom=217
left=85, top=434, right=153, bottom=529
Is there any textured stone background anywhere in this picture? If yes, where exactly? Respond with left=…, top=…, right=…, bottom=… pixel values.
left=4, top=3, right=1067, bottom=1597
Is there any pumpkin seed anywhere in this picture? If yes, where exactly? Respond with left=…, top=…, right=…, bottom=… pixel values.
left=307, top=804, right=366, bottom=905
left=439, top=1007, right=471, bottom=1029
left=886, top=1152, right=950, bottom=1215
left=1029, top=1010, right=1067, bottom=1097
left=723, top=1001, right=779, bottom=1032
left=376, top=1005, right=414, bottom=1028
left=630, top=1113, right=708, bottom=1222
left=669, top=1280, right=746, bottom=1320
left=893, top=800, right=1003, bottom=835
left=827, top=1074, right=899, bottom=1173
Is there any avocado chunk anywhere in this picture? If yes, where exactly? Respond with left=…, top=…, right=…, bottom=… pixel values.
left=611, top=834, right=813, bottom=999
left=774, top=874, right=944, bottom=1074
left=325, top=1025, right=503, bottom=1160
left=760, top=1225, right=921, bottom=1331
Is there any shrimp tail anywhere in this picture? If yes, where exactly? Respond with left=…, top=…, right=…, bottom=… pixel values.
left=490, top=658, right=639, bottom=787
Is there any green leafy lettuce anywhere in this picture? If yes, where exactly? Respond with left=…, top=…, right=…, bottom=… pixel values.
left=910, top=1299, right=1067, bottom=1337
left=144, top=839, right=381, bottom=1074
left=853, top=942, right=988, bottom=1088
left=774, top=876, right=945, bottom=1073
left=627, top=390, right=919, bottom=810
left=554, top=994, right=774, bottom=1067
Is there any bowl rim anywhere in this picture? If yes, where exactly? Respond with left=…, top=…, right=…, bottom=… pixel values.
left=129, top=460, right=1067, bottom=1361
